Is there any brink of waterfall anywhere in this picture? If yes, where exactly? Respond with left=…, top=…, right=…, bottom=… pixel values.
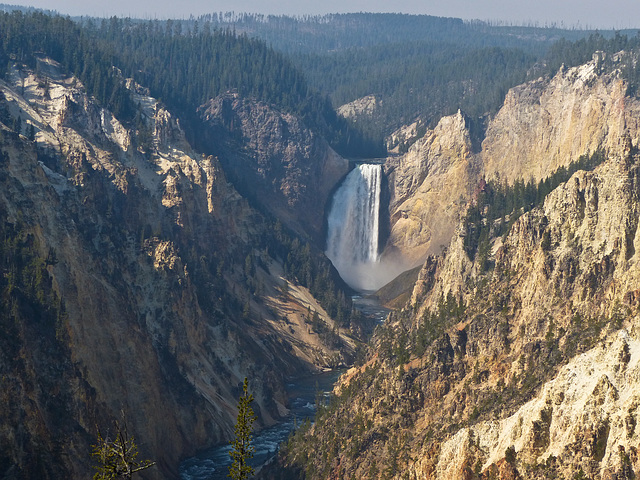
left=326, top=164, right=405, bottom=291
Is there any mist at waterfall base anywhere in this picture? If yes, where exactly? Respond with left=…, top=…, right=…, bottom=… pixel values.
left=326, top=164, right=408, bottom=292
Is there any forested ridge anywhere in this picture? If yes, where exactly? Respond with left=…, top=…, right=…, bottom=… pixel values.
left=0, top=10, right=383, bottom=157
left=296, top=43, right=537, bottom=140
left=184, top=13, right=593, bottom=140
left=296, top=30, right=640, bottom=141
left=189, top=12, right=590, bottom=54
left=192, top=13, right=640, bottom=143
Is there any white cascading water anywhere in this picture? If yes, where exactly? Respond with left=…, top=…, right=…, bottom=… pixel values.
left=326, top=164, right=383, bottom=291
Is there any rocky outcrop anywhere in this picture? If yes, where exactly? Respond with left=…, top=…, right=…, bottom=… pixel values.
left=425, top=329, right=640, bottom=480
left=386, top=119, right=425, bottom=153
left=337, top=94, right=379, bottom=120
left=483, top=53, right=640, bottom=184
left=383, top=110, right=478, bottom=266
left=198, top=92, right=349, bottom=242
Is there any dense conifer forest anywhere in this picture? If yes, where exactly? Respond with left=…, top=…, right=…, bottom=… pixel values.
left=192, top=13, right=640, bottom=141
left=0, top=11, right=383, bottom=158
left=190, top=12, right=588, bottom=54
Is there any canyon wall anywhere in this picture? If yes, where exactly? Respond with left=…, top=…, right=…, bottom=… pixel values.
left=198, top=92, right=349, bottom=243
left=0, top=58, right=355, bottom=479
left=271, top=53, right=640, bottom=480
left=383, top=53, right=640, bottom=270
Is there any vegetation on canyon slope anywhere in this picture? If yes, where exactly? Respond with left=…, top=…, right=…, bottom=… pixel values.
left=2, top=8, right=640, bottom=480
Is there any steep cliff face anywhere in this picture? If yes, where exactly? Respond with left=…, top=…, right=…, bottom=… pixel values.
left=271, top=50, right=640, bottom=478
left=382, top=53, right=640, bottom=271
left=483, top=53, right=640, bottom=184
left=401, top=145, right=640, bottom=480
left=0, top=58, right=355, bottom=479
left=198, top=92, right=349, bottom=242
left=383, top=110, right=478, bottom=266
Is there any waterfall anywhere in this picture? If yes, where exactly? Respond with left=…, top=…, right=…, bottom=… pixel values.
left=326, top=164, right=383, bottom=291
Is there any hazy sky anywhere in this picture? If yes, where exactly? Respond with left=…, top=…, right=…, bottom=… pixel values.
left=11, top=0, right=640, bottom=29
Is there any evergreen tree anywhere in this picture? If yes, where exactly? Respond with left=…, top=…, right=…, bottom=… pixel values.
left=26, top=122, right=35, bottom=141
left=228, top=377, right=257, bottom=480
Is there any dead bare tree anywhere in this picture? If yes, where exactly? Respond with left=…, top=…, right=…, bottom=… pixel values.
left=92, top=413, right=155, bottom=480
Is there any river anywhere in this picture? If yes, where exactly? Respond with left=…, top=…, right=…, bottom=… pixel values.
left=352, top=295, right=390, bottom=324
left=179, top=370, right=343, bottom=480
left=179, top=297, right=389, bottom=479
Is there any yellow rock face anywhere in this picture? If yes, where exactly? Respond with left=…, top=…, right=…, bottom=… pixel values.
left=384, top=55, right=640, bottom=275
left=384, top=110, right=477, bottom=267
left=482, top=59, right=640, bottom=184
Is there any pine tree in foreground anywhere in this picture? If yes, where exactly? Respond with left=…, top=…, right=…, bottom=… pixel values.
left=228, top=377, right=258, bottom=480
